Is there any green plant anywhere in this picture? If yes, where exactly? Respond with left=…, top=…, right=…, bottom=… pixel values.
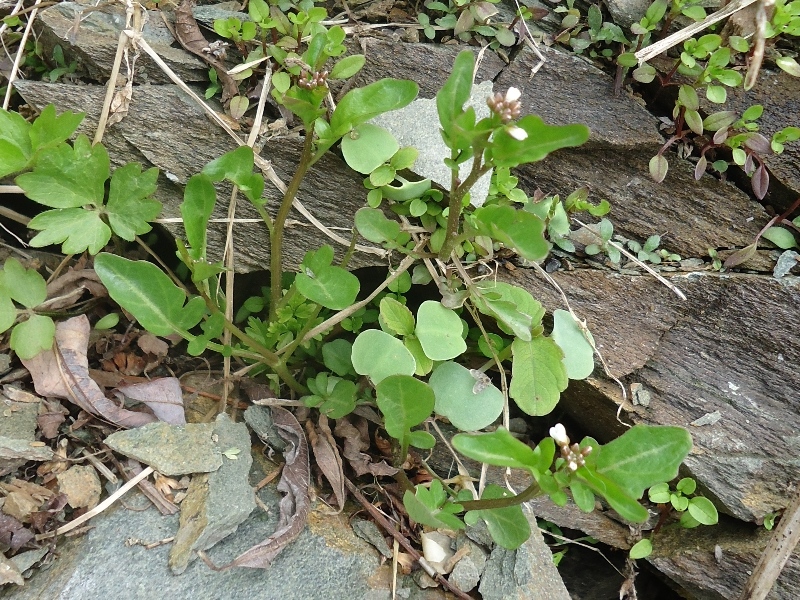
left=648, top=477, right=719, bottom=528
left=4, top=46, right=696, bottom=553
left=417, top=0, right=527, bottom=49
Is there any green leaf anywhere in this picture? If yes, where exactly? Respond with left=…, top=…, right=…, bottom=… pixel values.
left=330, top=54, right=366, bottom=79
left=404, top=336, right=433, bottom=376
left=106, top=163, right=161, bottom=241
left=688, top=496, right=718, bottom=525
left=0, top=257, right=46, bottom=308
left=369, top=164, right=396, bottom=187
left=408, top=430, right=436, bottom=449
left=763, top=226, right=797, bottom=249
left=678, top=85, right=699, bottom=111
left=489, top=116, right=589, bottom=168
left=649, top=154, right=668, bottom=182
left=473, top=205, right=550, bottom=261
left=593, top=425, right=693, bottom=499
left=465, top=484, right=530, bottom=549
left=576, top=466, right=649, bottom=522
left=0, top=294, right=16, bottom=334
left=471, top=281, right=543, bottom=341
left=403, top=480, right=465, bottom=530
left=452, top=427, right=539, bottom=471
left=296, top=247, right=359, bottom=310
left=376, top=374, right=434, bottom=439
left=684, top=109, right=703, bottom=135
left=0, top=140, right=30, bottom=179
left=330, top=78, right=419, bottom=138
left=380, top=296, right=415, bottom=336
left=437, top=50, right=475, bottom=138
left=0, top=108, right=32, bottom=176
left=319, top=378, right=358, bottom=418
left=322, top=339, right=355, bottom=376
left=28, top=105, right=84, bottom=153
left=354, top=207, right=401, bottom=243
left=27, top=209, right=111, bottom=255
left=415, top=301, right=467, bottom=361
left=16, top=135, right=109, bottom=208
left=429, top=361, right=504, bottom=431
left=676, top=477, right=696, bottom=495
left=94, top=253, right=206, bottom=336
left=629, top=538, right=652, bottom=559
left=351, top=329, right=416, bottom=384
left=705, top=85, right=727, bottom=104
left=94, top=313, right=119, bottom=330
left=570, top=480, right=595, bottom=512
left=776, top=55, right=800, bottom=77
left=201, top=146, right=264, bottom=202
left=10, top=314, right=55, bottom=360
left=341, top=123, right=399, bottom=174
left=509, top=336, right=568, bottom=416
left=551, top=309, right=595, bottom=379
left=181, top=173, right=217, bottom=260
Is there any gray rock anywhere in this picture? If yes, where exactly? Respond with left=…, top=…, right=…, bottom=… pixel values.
left=371, top=81, right=494, bottom=207
left=478, top=515, right=570, bottom=600
left=36, top=2, right=206, bottom=86
left=243, top=405, right=287, bottom=452
left=606, top=0, right=652, bottom=29
left=104, top=421, right=221, bottom=476
left=449, top=535, right=488, bottom=593
left=0, top=392, right=51, bottom=475
left=169, top=414, right=256, bottom=574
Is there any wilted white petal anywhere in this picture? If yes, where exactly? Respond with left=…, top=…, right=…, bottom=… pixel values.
left=549, top=423, right=569, bottom=445
left=505, top=87, right=522, bottom=102
left=507, top=125, right=528, bottom=141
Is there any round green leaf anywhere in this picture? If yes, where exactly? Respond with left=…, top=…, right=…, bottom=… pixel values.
left=649, top=154, right=669, bottom=182
left=629, top=538, right=653, bottom=559
left=509, top=336, right=567, bottom=416
left=322, top=339, right=354, bottom=376
left=1, top=257, right=46, bottom=308
left=355, top=207, right=401, bottom=243
left=429, top=361, right=504, bottom=431
left=351, top=329, right=416, bottom=384
left=705, top=85, right=727, bottom=104
left=341, top=124, right=399, bottom=174
left=415, top=301, right=467, bottom=361
left=551, top=309, right=595, bottom=379
left=369, top=164, right=396, bottom=187
left=295, top=265, right=360, bottom=310
left=408, top=430, right=436, bottom=449
left=11, top=314, right=55, bottom=359
left=687, top=496, right=718, bottom=525
left=376, top=374, right=434, bottom=438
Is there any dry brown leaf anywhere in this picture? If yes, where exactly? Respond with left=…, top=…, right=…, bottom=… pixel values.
left=308, top=415, right=345, bottom=512
left=45, top=268, right=106, bottom=310
left=0, top=514, right=34, bottom=552
left=137, top=334, right=169, bottom=358
left=334, top=418, right=398, bottom=477
left=115, top=377, right=186, bottom=425
left=204, top=407, right=310, bottom=570
left=37, top=399, right=68, bottom=439
left=174, top=0, right=238, bottom=103
left=106, top=81, right=133, bottom=127
left=22, top=316, right=158, bottom=429
left=0, top=553, right=24, bottom=586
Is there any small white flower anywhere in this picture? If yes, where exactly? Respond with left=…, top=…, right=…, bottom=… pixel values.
left=505, top=87, right=522, bottom=103
left=549, top=423, right=569, bottom=446
left=568, top=461, right=579, bottom=472
left=507, top=125, right=528, bottom=141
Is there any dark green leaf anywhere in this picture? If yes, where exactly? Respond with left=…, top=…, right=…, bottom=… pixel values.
left=403, top=480, right=465, bottom=530
left=509, top=336, right=568, bottom=416
left=330, top=79, right=419, bottom=138
left=452, top=427, right=539, bottom=472
left=473, top=205, right=550, bottom=261
left=437, top=50, right=475, bottom=137
left=489, top=116, right=589, bottom=168
left=106, top=163, right=161, bottom=241
left=28, top=209, right=111, bottom=255
left=465, top=484, right=530, bottom=549
left=376, top=374, right=434, bottom=439
left=28, top=104, right=84, bottom=153
left=181, top=174, right=217, bottom=260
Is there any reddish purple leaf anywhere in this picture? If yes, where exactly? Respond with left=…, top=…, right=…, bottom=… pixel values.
left=751, top=164, right=769, bottom=200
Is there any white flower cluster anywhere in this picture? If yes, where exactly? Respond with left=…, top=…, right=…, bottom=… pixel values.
left=549, top=423, right=592, bottom=472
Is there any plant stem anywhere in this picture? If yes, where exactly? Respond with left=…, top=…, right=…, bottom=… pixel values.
left=438, top=158, right=489, bottom=261
left=270, top=133, right=314, bottom=321
left=458, top=480, right=542, bottom=511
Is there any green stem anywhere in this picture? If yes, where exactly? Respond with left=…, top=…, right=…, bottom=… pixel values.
left=438, top=158, right=490, bottom=261
left=270, top=133, right=314, bottom=322
left=458, top=480, right=542, bottom=511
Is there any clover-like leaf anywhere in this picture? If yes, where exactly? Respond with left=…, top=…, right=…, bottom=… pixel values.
left=0, top=257, right=47, bottom=308
left=415, top=301, right=466, bottom=361
left=27, top=209, right=111, bottom=255
left=351, top=329, right=416, bottom=384
left=551, top=309, right=595, bottom=379
left=509, top=336, right=567, bottom=416
left=10, top=314, right=55, bottom=360
left=403, top=480, right=464, bottom=531
left=376, top=374, right=434, bottom=440
left=429, top=361, right=503, bottom=431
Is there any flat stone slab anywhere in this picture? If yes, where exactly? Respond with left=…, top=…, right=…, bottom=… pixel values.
left=507, top=267, right=800, bottom=523
left=104, top=421, right=222, bottom=476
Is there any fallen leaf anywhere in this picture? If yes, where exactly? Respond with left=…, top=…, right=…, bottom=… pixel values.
left=37, top=399, right=69, bottom=439
left=204, top=407, right=310, bottom=569
left=22, top=316, right=158, bottom=428
left=106, top=81, right=133, bottom=127
left=45, top=268, right=106, bottom=310
left=334, top=418, right=398, bottom=477
left=29, top=493, right=68, bottom=534
left=116, top=377, right=186, bottom=425
left=137, top=334, right=169, bottom=358
left=174, top=0, right=238, bottom=102
left=307, top=415, right=345, bottom=512
left=0, top=514, right=34, bottom=552
left=0, top=554, right=23, bottom=586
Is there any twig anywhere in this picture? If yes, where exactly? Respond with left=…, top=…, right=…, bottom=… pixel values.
left=738, top=487, right=800, bottom=600
left=343, top=477, right=472, bottom=600
left=635, top=0, right=759, bottom=64
left=2, top=0, right=43, bottom=110
left=35, top=466, right=154, bottom=540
